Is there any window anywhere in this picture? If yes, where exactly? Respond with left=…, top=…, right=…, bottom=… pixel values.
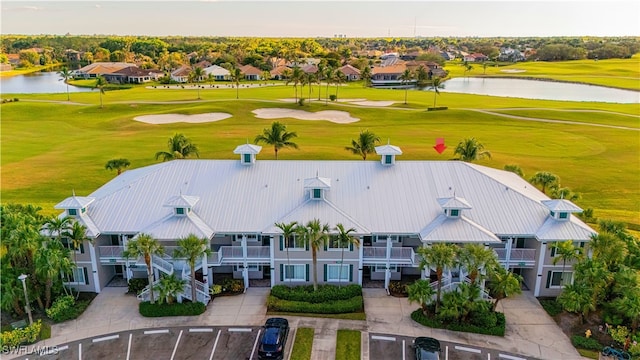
left=61, top=238, right=84, bottom=254
left=374, top=235, right=398, bottom=243
left=176, top=208, right=185, bottom=215
left=547, top=271, right=573, bottom=288
left=68, top=209, right=77, bottom=216
left=312, top=189, right=322, bottom=199
left=384, top=155, right=393, bottom=164
left=450, top=209, right=460, bottom=217
left=559, top=212, right=568, bottom=219
left=65, top=267, right=87, bottom=285
left=234, top=264, right=260, bottom=272
left=326, top=264, right=350, bottom=282
left=283, top=264, right=306, bottom=282
left=327, top=235, right=350, bottom=250
left=283, top=234, right=306, bottom=250
left=81, top=207, right=86, bottom=214
left=234, top=234, right=259, bottom=242
left=243, top=153, right=251, bottom=163
left=374, top=265, right=398, bottom=272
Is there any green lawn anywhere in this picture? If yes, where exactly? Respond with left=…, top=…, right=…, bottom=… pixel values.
left=290, top=327, right=314, bottom=360
left=335, top=329, right=361, bottom=360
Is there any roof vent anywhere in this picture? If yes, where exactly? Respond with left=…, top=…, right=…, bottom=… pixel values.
left=375, top=140, right=402, bottom=166
left=437, top=195, right=472, bottom=219
left=233, top=143, right=262, bottom=165
left=304, top=172, right=331, bottom=200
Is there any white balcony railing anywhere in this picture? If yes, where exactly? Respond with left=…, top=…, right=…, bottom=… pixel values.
left=494, top=249, right=536, bottom=265
left=362, top=247, right=417, bottom=265
left=98, top=246, right=124, bottom=258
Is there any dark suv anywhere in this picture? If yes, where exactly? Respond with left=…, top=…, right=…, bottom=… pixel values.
left=413, top=337, right=441, bottom=360
left=257, top=318, right=290, bottom=360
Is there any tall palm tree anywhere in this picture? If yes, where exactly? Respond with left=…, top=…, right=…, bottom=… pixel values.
left=417, top=243, right=458, bottom=314
left=58, top=66, right=72, bottom=101
left=122, top=233, right=165, bottom=304
left=407, top=279, right=436, bottom=315
left=93, top=75, right=107, bottom=108
left=105, top=158, right=131, bottom=175
left=415, top=65, right=429, bottom=86
left=262, top=70, right=271, bottom=85
left=316, top=62, right=326, bottom=100
left=43, top=216, right=72, bottom=245
left=574, top=258, right=612, bottom=307
left=154, top=274, right=185, bottom=305
left=334, top=71, right=346, bottom=100
left=275, top=222, right=298, bottom=279
left=297, top=219, right=329, bottom=291
left=254, top=121, right=299, bottom=159
left=458, top=244, right=499, bottom=285
left=360, top=66, right=372, bottom=88
left=305, top=72, right=315, bottom=103
left=453, top=137, right=492, bottom=162
left=155, top=133, right=200, bottom=161
left=345, top=129, right=380, bottom=160
left=324, top=67, right=335, bottom=105
left=34, top=240, right=73, bottom=307
left=430, top=76, right=442, bottom=108
left=64, top=221, right=92, bottom=298
left=334, top=224, right=359, bottom=286
left=464, top=63, right=473, bottom=79
left=529, top=171, right=559, bottom=194
left=503, top=164, right=524, bottom=178
left=400, top=69, right=413, bottom=104
left=173, top=234, right=211, bottom=303
left=230, top=67, right=243, bottom=99
left=286, top=66, right=304, bottom=102
left=551, top=240, right=583, bottom=286
left=588, top=232, right=628, bottom=271
left=488, top=266, right=522, bottom=311
left=557, top=282, right=594, bottom=323
left=189, top=67, right=205, bottom=100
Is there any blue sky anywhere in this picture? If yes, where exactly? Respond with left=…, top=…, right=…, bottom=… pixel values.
left=2, top=1, right=639, bottom=37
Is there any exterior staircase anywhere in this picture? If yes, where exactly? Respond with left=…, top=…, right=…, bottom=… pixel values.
left=136, top=255, right=211, bottom=304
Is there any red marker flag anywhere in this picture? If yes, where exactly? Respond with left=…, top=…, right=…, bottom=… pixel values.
left=434, top=138, right=446, bottom=154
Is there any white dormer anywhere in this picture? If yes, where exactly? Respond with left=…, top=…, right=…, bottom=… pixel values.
left=541, top=199, right=582, bottom=222
left=437, top=195, right=472, bottom=218
left=304, top=173, right=331, bottom=200
left=375, top=141, right=402, bottom=166
left=164, top=194, right=200, bottom=216
left=55, top=193, right=95, bottom=217
left=233, top=143, right=262, bottom=165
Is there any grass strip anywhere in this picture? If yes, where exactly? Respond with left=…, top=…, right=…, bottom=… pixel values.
left=289, top=327, right=314, bottom=360
left=335, top=329, right=361, bottom=360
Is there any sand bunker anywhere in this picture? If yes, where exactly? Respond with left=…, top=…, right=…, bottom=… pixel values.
left=133, top=113, right=232, bottom=124
left=500, top=69, right=527, bottom=73
left=252, top=108, right=359, bottom=124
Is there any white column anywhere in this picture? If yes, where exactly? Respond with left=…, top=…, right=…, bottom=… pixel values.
left=88, top=242, right=101, bottom=293
left=384, top=235, right=392, bottom=291
left=201, top=252, right=209, bottom=288
left=358, top=237, right=364, bottom=286
left=123, top=235, right=133, bottom=280
left=242, top=235, right=249, bottom=289
left=270, top=235, right=276, bottom=287
left=534, top=242, right=547, bottom=297
left=504, top=237, right=514, bottom=270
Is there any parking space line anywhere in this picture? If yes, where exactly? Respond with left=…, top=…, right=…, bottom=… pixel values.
left=445, top=345, right=449, bottom=360
left=371, top=335, right=396, bottom=341
left=78, top=343, right=82, bottom=360
left=126, top=333, right=132, bottom=360
left=189, top=328, right=214, bottom=332
left=499, top=354, right=526, bottom=360
left=57, top=345, right=69, bottom=352
left=209, top=329, right=222, bottom=360
left=249, top=329, right=261, bottom=360
left=455, top=345, right=482, bottom=354
left=170, top=330, right=183, bottom=360
left=402, top=339, right=406, bottom=360
left=92, top=334, right=119, bottom=343
left=228, top=328, right=252, bottom=332
left=144, top=329, right=169, bottom=334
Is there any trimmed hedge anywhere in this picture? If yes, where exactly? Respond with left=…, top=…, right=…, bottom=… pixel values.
left=270, top=284, right=362, bottom=303
left=139, top=301, right=206, bottom=317
left=538, top=298, right=563, bottom=317
left=570, top=335, right=603, bottom=351
left=128, top=278, right=149, bottom=294
left=427, top=107, right=448, bottom=111
left=267, top=295, right=363, bottom=314
left=46, top=295, right=91, bottom=323
left=411, top=309, right=506, bottom=336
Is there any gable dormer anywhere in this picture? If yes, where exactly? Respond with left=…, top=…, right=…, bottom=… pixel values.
left=304, top=174, right=331, bottom=200
left=541, top=199, right=582, bottom=222
left=164, top=194, right=200, bottom=216
left=55, top=193, right=95, bottom=217
left=375, top=141, right=402, bottom=166
left=437, top=195, right=472, bottom=218
left=233, top=143, right=262, bottom=165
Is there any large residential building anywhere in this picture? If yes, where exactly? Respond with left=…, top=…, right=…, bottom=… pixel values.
left=54, top=144, right=595, bottom=303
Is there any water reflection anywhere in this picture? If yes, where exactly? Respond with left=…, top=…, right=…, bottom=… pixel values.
left=0, top=71, right=92, bottom=94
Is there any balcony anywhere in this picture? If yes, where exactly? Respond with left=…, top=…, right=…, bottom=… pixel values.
left=362, top=247, right=417, bottom=266
left=98, top=246, right=126, bottom=263
left=209, top=246, right=270, bottom=265
left=494, top=248, right=536, bottom=267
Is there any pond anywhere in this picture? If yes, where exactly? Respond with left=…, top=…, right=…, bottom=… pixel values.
left=0, top=71, right=93, bottom=94
left=434, top=77, right=639, bottom=104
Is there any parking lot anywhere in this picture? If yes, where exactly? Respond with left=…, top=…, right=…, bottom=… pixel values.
left=17, top=326, right=265, bottom=360
left=368, top=333, right=533, bottom=360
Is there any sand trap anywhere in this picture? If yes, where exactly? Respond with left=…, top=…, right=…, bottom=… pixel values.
left=500, top=69, right=527, bottom=73
left=134, top=113, right=232, bottom=124
left=351, top=100, right=395, bottom=107
left=252, top=108, right=359, bottom=124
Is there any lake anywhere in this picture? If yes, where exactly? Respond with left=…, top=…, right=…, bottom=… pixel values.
left=436, top=77, right=639, bottom=104
left=0, top=71, right=92, bottom=94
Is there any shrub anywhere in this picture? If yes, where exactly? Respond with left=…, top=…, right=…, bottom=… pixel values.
left=469, top=308, right=498, bottom=328
left=570, top=335, right=602, bottom=351
left=298, top=97, right=305, bottom=106
left=388, top=281, right=408, bottom=297
left=329, top=94, right=337, bottom=101
left=139, top=301, right=206, bottom=317
left=427, top=107, right=448, bottom=111
left=46, top=295, right=76, bottom=322
left=209, top=284, right=222, bottom=296
left=270, top=285, right=361, bottom=303
left=128, top=278, right=149, bottom=294
left=411, top=309, right=505, bottom=336
left=221, top=279, right=244, bottom=293
left=0, top=320, right=42, bottom=347
left=267, top=295, right=363, bottom=314
left=538, top=298, right=563, bottom=317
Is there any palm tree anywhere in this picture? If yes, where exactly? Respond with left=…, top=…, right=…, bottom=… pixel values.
left=155, top=133, right=200, bottom=161
left=415, top=65, right=429, bottom=86
left=557, top=282, right=594, bottom=323
left=360, top=66, right=372, bottom=87
left=122, top=233, right=165, bottom=304
left=254, top=121, right=299, bottom=160
left=407, top=279, right=436, bottom=315
left=551, top=240, right=583, bottom=286
left=155, top=274, right=185, bottom=304
left=105, top=158, right=131, bottom=175
left=305, top=72, right=315, bottom=103
left=503, top=164, right=524, bottom=178
left=400, top=69, right=413, bottom=104
left=453, top=137, right=492, bottom=162
left=550, top=187, right=580, bottom=201
left=464, top=63, right=473, bottom=79
left=324, top=67, right=335, bottom=105
left=334, top=71, right=346, bottom=100
left=58, top=66, right=72, bottom=101
left=173, top=234, right=211, bottom=303
left=93, top=75, right=107, bottom=108
left=430, top=76, right=442, bottom=108
left=275, top=221, right=298, bottom=279
left=286, top=66, right=304, bottom=102
left=588, top=232, right=628, bottom=271
left=262, top=70, right=271, bottom=85
left=488, top=266, right=522, bottom=311
left=417, top=243, right=458, bottom=314
left=334, top=224, right=359, bottom=286
left=345, top=129, right=380, bottom=160
left=189, top=67, right=205, bottom=100
left=316, top=62, right=325, bottom=100
left=43, top=216, right=72, bottom=244
left=574, top=258, right=612, bottom=307
left=529, top=171, right=559, bottom=194
left=64, top=221, right=92, bottom=299
left=34, top=240, right=73, bottom=308
left=297, top=219, right=329, bottom=291
left=230, top=67, right=243, bottom=99
left=458, top=244, right=499, bottom=285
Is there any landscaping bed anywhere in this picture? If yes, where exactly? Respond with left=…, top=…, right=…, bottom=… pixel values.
left=267, top=285, right=364, bottom=316
left=411, top=306, right=506, bottom=337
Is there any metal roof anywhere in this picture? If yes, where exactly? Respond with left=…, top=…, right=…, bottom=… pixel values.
left=535, top=217, right=594, bottom=241
left=437, top=196, right=472, bottom=209
left=140, top=212, right=214, bottom=240
left=375, top=144, right=403, bottom=155
left=163, top=194, right=200, bottom=208
left=420, top=214, right=500, bottom=243
left=67, top=159, right=596, bottom=242
left=541, top=199, right=583, bottom=212
left=55, top=195, right=95, bottom=209
left=233, top=144, right=262, bottom=155
left=303, top=176, right=331, bottom=189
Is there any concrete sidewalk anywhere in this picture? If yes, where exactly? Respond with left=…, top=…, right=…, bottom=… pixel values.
left=20, top=287, right=586, bottom=360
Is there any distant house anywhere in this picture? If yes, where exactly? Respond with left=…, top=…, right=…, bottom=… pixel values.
left=65, top=49, right=82, bottom=62
left=75, top=62, right=136, bottom=79
left=203, top=65, right=230, bottom=81
left=270, top=65, right=290, bottom=80
left=440, top=51, right=455, bottom=61
left=170, top=65, right=192, bottom=83
left=498, top=48, right=526, bottom=62
left=301, top=64, right=318, bottom=74
left=464, top=53, right=489, bottom=62
left=380, top=52, right=399, bottom=60
left=399, top=51, right=420, bottom=61
left=0, top=63, right=11, bottom=72
left=6, top=54, right=20, bottom=66
left=193, top=60, right=212, bottom=69
left=239, top=64, right=263, bottom=80
left=405, top=61, right=447, bottom=79
left=338, top=64, right=361, bottom=81
left=106, top=67, right=164, bottom=84
left=371, top=64, right=414, bottom=88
